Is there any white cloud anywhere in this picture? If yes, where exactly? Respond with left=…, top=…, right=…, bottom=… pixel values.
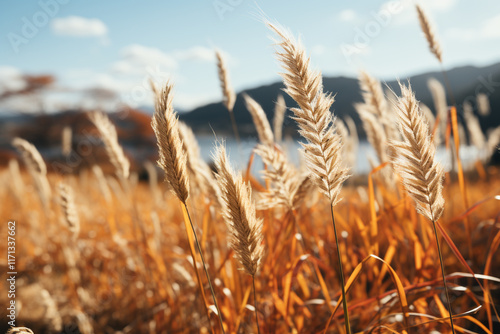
left=339, top=9, right=357, bottom=22
left=51, top=16, right=108, bottom=37
left=173, top=46, right=215, bottom=62
left=446, top=14, right=500, bottom=41
left=0, top=66, right=26, bottom=93
left=116, top=44, right=178, bottom=74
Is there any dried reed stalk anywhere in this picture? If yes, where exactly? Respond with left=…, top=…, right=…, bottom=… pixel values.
left=12, top=137, right=51, bottom=209
left=273, top=94, right=287, bottom=142
left=216, top=50, right=236, bottom=112
left=12, top=137, right=46, bottom=175
left=476, top=93, right=490, bottom=116
left=59, top=182, right=80, bottom=240
left=243, top=94, right=274, bottom=146
left=216, top=49, right=240, bottom=143
left=152, top=81, right=224, bottom=333
left=420, top=103, right=436, bottom=131
left=427, top=78, right=448, bottom=145
left=391, top=82, right=455, bottom=333
left=359, top=71, right=398, bottom=141
left=91, top=165, right=112, bottom=203
left=344, top=116, right=359, bottom=169
left=268, top=23, right=350, bottom=205
left=215, top=143, right=264, bottom=276
left=486, top=126, right=500, bottom=160
left=62, top=126, right=72, bottom=157
left=88, top=111, right=130, bottom=180
left=356, top=104, right=388, bottom=165
left=254, top=144, right=299, bottom=210
left=214, top=143, right=264, bottom=333
left=392, top=83, right=445, bottom=221
left=463, top=102, right=485, bottom=152
left=416, top=4, right=443, bottom=63
left=178, top=121, right=213, bottom=196
left=268, top=22, right=351, bottom=333
left=151, top=82, right=189, bottom=203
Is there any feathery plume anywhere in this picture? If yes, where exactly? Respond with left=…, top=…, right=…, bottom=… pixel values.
left=463, top=102, right=485, bottom=151
left=392, top=82, right=455, bottom=334
left=268, top=22, right=350, bottom=205
left=216, top=49, right=236, bottom=112
left=59, top=182, right=80, bottom=239
left=12, top=137, right=51, bottom=208
left=358, top=71, right=398, bottom=141
left=12, top=137, right=46, bottom=175
left=268, top=21, right=352, bottom=333
left=359, top=71, right=388, bottom=119
left=391, top=83, right=445, bottom=222
left=151, top=82, right=190, bottom=203
left=254, top=144, right=298, bottom=210
left=427, top=78, right=448, bottom=144
left=178, top=121, right=213, bottom=196
left=476, top=93, right=491, bottom=116
left=214, top=143, right=264, bottom=276
left=416, top=4, right=443, bottom=63
left=420, top=103, right=436, bottom=130
left=356, top=104, right=388, bottom=164
left=273, top=94, right=287, bottom=142
left=243, top=94, right=274, bottom=146
left=88, top=111, right=130, bottom=180
left=486, top=126, right=500, bottom=160
left=344, top=116, right=359, bottom=168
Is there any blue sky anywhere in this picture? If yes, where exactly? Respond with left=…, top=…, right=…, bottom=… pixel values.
left=1, top=0, right=500, bottom=112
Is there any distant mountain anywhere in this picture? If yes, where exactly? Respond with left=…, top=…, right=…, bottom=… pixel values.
left=2, top=62, right=500, bottom=171
left=179, top=62, right=500, bottom=138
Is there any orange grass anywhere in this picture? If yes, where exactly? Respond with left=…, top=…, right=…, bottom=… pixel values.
left=1, top=163, right=499, bottom=333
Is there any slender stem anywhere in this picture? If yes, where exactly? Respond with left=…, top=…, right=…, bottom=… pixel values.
left=439, top=65, right=458, bottom=175
left=431, top=219, right=456, bottom=334
left=439, top=64, right=457, bottom=107
left=252, top=276, right=262, bottom=334
left=228, top=109, right=241, bottom=144
left=330, top=205, right=352, bottom=334
left=182, top=206, right=214, bottom=333
left=184, top=204, right=226, bottom=334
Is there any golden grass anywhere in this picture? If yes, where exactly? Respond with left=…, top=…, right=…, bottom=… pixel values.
left=2, top=165, right=500, bottom=333
left=2, top=11, right=500, bottom=334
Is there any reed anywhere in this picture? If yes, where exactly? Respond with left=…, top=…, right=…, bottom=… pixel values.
left=152, top=81, right=225, bottom=333
left=391, top=82, right=455, bottom=334
left=214, top=143, right=264, bottom=333
left=88, top=111, right=130, bottom=180
left=216, top=49, right=240, bottom=143
left=268, top=22, right=352, bottom=334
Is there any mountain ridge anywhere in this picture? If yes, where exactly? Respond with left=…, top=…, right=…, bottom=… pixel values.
left=179, top=61, right=500, bottom=138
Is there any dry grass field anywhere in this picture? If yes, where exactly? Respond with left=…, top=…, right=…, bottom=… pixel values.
left=1, top=7, right=500, bottom=334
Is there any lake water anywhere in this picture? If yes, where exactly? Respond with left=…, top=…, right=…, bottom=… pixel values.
left=196, top=135, right=480, bottom=175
